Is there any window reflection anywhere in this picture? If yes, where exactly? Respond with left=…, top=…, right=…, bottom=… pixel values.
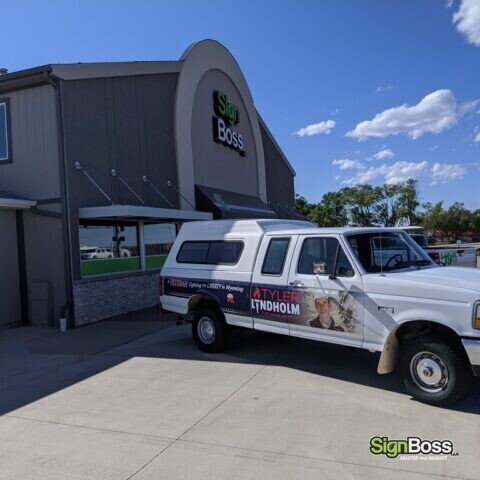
left=79, top=223, right=139, bottom=276
left=144, top=223, right=176, bottom=269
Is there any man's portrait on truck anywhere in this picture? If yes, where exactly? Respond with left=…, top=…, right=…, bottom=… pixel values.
left=309, top=293, right=344, bottom=331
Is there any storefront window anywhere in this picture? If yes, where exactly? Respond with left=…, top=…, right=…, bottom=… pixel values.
left=79, top=223, right=140, bottom=276
left=144, top=223, right=176, bottom=269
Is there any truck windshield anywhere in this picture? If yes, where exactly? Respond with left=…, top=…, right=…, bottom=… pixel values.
left=346, top=231, right=434, bottom=273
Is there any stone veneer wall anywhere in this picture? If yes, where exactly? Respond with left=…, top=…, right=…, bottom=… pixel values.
left=73, top=271, right=160, bottom=326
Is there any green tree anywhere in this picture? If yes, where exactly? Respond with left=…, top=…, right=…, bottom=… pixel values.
left=342, top=184, right=383, bottom=226
left=375, top=184, right=402, bottom=227
left=309, top=191, right=348, bottom=227
left=470, top=209, right=480, bottom=240
left=419, top=201, right=444, bottom=233
left=295, top=194, right=314, bottom=217
left=438, top=203, right=472, bottom=243
left=397, top=179, right=420, bottom=225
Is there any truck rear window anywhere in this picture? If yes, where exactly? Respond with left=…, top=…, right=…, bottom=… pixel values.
left=177, top=241, right=244, bottom=265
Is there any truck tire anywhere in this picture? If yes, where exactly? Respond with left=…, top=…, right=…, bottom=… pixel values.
left=192, top=306, right=229, bottom=353
left=400, top=335, right=472, bottom=406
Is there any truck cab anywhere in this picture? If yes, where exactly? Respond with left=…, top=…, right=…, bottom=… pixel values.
left=160, top=219, right=480, bottom=406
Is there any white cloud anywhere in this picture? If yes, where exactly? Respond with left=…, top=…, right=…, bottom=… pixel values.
left=459, top=98, right=480, bottom=116
left=384, top=161, right=429, bottom=184
left=430, top=163, right=466, bottom=184
left=332, top=159, right=364, bottom=170
left=474, top=130, right=480, bottom=142
left=293, top=120, right=336, bottom=137
left=446, top=0, right=454, bottom=8
left=376, top=84, right=394, bottom=92
left=373, top=148, right=394, bottom=160
left=343, top=161, right=429, bottom=185
left=453, top=0, right=480, bottom=47
left=347, top=90, right=458, bottom=140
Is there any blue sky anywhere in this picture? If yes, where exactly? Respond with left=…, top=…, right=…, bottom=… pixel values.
left=3, top=0, right=480, bottom=209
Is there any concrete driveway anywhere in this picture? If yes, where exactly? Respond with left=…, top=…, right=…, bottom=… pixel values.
left=0, top=311, right=479, bottom=480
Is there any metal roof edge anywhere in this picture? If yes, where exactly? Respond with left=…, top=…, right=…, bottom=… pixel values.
left=50, top=61, right=182, bottom=80
left=256, top=112, right=296, bottom=176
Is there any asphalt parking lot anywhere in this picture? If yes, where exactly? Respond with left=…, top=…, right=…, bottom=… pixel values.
left=0, top=311, right=479, bottom=480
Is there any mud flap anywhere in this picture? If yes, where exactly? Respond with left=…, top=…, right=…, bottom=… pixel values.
left=377, top=332, right=399, bottom=374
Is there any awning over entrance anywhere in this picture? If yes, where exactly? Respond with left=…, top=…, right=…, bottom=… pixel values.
left=0, top=190, right=36, bottom=209
left=195, top=185, right=277, bottom=219
left=78, top=204, right=213, bottom=221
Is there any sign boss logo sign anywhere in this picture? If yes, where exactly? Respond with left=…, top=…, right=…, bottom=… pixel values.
left=212, top=90, right=246, bottom=156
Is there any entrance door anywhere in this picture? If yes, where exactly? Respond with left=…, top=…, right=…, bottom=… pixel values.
left=287, top=235, right=364, bottom=347
left=0, top=210, right=21, bottom=327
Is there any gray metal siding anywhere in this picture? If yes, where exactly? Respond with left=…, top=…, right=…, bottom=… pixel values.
left=0, top=85, right=61, bottom=199
left=61, top=74, right=179, bottom=280
left=23, top=210, right=67, bottom=326
left=0, top=85, right=67, bottom=327
left=260, top=122, right=295, bottom=211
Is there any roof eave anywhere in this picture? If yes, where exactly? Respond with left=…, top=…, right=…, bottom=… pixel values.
left=0, top=198, right=37, bottom=209
left=0, top=66, right=54, bottom=94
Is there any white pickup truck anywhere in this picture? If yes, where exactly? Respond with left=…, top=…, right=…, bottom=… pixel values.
left=160, top=219, right=480, bottom=406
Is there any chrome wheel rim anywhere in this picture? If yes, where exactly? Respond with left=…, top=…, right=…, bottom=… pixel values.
left=409, top=351, right=449, bottom=393
left=198, top=316, right=215, bottom=344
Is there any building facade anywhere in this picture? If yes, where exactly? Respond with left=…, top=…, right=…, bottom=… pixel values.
left=0, top=40, right=298, bottom=328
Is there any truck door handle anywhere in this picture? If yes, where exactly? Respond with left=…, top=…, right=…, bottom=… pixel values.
left=289, top=280, right=305, bottom=288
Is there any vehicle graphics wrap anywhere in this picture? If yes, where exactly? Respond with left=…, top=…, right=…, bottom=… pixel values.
left=163, top=276, right=362, bottom=333
left=164, top=277, right=251, bottom=317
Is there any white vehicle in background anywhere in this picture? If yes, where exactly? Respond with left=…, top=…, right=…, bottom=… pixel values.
left=80, top=247, right=114, bottom=260
left=403, top=226, right=478, bottom=268
left=160, top=219, right=480, bottom=407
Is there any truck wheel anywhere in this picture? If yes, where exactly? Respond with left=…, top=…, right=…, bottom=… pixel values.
left=400, top=335, right=472, bottom=406
left=192, top=306, right=229, bottom=353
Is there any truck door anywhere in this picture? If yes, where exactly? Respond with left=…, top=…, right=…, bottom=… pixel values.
left=287, top=234, right=364, bottom=347
left=251, top=234, right=298, bottom=335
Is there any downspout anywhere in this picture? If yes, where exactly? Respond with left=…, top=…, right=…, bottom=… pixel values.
left=50, top=74, right=76, bottom=329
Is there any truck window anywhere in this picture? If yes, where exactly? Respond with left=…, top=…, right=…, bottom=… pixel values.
left=177, top=241, right=244, bottom=265
left=261, top=237, right=290, bottom=275
left=347, top=232, right=432, bottom=272
left=298, top=237, right=353, bottom=277
left=335, top=248, right=355, bottom=277
left=206, top=241, right=244, bottom=264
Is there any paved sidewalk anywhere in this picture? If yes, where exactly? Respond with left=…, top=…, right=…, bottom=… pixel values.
left=0, top=311, right=479, bottom=479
